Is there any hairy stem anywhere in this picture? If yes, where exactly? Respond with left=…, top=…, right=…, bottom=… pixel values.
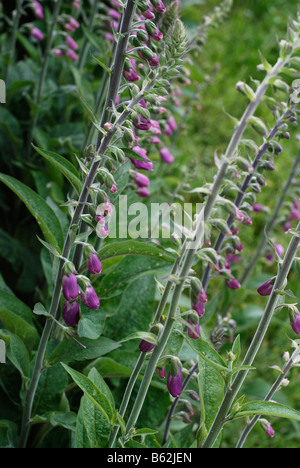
left=26, top=0, right=63, bottom=159
left=236, top=344, right=300, bottom=448
left=18, top=0, right=140, bottom=447
left=202, top=221, right=300, bottom=448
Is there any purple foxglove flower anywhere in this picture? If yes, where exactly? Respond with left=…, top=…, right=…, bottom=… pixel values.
left=62, top=273, right=79, bottom=301
left=130, top=146, right=153, bottom=171
left=152, top=0, right=166, bottom=13
left=168, top=115, right=177, bottom=131
left=150, top=119, right=161, bottom=136
left=148, top=55, right=159, bottom=67
left=275, top=244, right=284, bottom=257
left=32, top=1, right=44, bottom=19
left=257, top=279, right=274, bottom=296
left=156, top=366, right=166, bottom=379
left=31, top=27, right=44, bottom=41
left=167, top=361, right=183, bottom=398
left=108, top=8, right=121, bottom=20
left=123, top=59, right=140, bottom=82
left=139, top=339, right=155, bottom=353
left=188, top=318, right=200, bottom=340
left=133, top=116, right=152, bottom=131
left=109, top=184, right=117, bottom=194
left=192, top=300, right=205, bottom=318
left=290, top=312, right=300, bottom=334
left=137, top=187, right=150, bottom=198
left=53, top=49, right=64, bottom=58
left=86, top=253, right=102, bottom=275
left=260, top=419, right=275, bottom=438
left=134, top=172, right=150, bottom=188
left=69, top=17, right=80, bottom=29
left=226, top=276, right=241, bottom=290
left=63, top=301, right=80, bottom=327
left=81, top=286, right=100, bottom=310
left=66, top=35, right=78, bottom=50
left=160, top=147, right=174, bottom=164
left=97, top=223, right=109, bottom=239
left=66, top=49, right=78, bottom=61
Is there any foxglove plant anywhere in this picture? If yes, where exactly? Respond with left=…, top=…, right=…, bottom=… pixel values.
left=2, top=0, right=300, bottom=451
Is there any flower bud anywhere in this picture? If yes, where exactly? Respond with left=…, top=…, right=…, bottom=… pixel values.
left=62, top=266, right=79, bottom=301
left=257, top=278, right=275, bottom=296
left=63, top=301, right=80, bottom=327
left=167, top=358, right=183, bottom=397
left=236, top=81, right=256, bottom=101
left=289, top=307, right=300, bottom=334
left=260, top=418, right=275, bottom=438
left=187, top=312, right=200, bottom=340
left=84, top=247, right=102, bottom=275
left=191, top=278, right=207, bottom=303
left=81, top=285, right=100, bottom=310
left=156, top=366, right=166, bottom=379
left=247, top=116, right=268, bottom=136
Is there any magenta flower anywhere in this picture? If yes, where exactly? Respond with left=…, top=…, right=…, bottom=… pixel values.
left=187, top=317, right=200, bottom=340
left=192, top=300, right=205, bottom=318
left=130, top=146, right=153, bottom=171
left=153, top=0, right=166, bottom=13
left=139, top=339, right=155, bottom=353
left=62, top=273, right=79, bottom=301
left=167, top=360, right=183, bottom=398
left=290, top=311, right=300, bottom=334
left=66, top=35, right=78, bottom=50
left=135, top=172, right=150, bottom=188
left=66, top=49, right=78, bottom=61
left=160, top=147, right=174, bottom=164
left=260, top=419, right=275, bottom=438
left=81, top=286, right=100, bottom=310
left=133, top=116, right=152, bottom=131
left=156, top=366, right=166, bottom=379
left=32, top=1, right=44, bottom=19
left=137, top=187, right=150, bottom=198
left=123, top=59, right=140, bottom=82
left=257, top=278, right=274, bottom=296
left=226, top=276, right=241, bottom=290
left=86, top=253, right=102, bottom=275
left=63, top=301, right=80, bottom=327
left=31, top=27, right=44, bottom=41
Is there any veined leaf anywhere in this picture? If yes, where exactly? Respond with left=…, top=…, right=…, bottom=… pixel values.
left=234, top=400, right=300, bottom=422
left=32, top=145, right=82, bottom=195
left=0, top=174, right=64, bottom=252
left=61, top=363, right=113, bottom=424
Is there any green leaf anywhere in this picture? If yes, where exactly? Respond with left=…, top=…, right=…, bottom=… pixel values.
left=181, top=333, right=229, bottom=374
left=98, top=254, right=172, bottom=298
left=234, top=401, right=300, bottom=422
left=98, top=239, right=175, bottom=263
left=32, top=145, right=83, bottom=195
left=6, top=334, right=30, bottom=380
left=48, top=336, right=121, bottom=364
left=120, top=331, right=158, bottom=345
left=61, top=363, right=113, bottom=424
left=121, top=147, right=157, bottom=163
left=91, top=54, right=112, bottom=73
left=0, top=291, right=38, bottom=347
left=0, top=174, right=64, bottom=252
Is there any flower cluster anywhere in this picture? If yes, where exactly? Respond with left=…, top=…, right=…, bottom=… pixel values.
left=61, top=252, right=101, bottom=327
left=118, top=1, right=189, bottom=199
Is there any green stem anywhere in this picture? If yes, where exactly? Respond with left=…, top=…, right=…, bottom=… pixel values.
left=4, top=0, right=24, bottom=82
left=202, top=221, right=300, bottom=448
left=240, top=150, right=300, bottom=285
left=236, top=344, right=300, bottom=448
left=77, top=0, right=98, bottom=71
left=26, top=0, right=63, bottom=159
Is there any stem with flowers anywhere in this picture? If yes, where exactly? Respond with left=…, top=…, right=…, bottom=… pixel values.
left=202, top=220, right=300, bottom=448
